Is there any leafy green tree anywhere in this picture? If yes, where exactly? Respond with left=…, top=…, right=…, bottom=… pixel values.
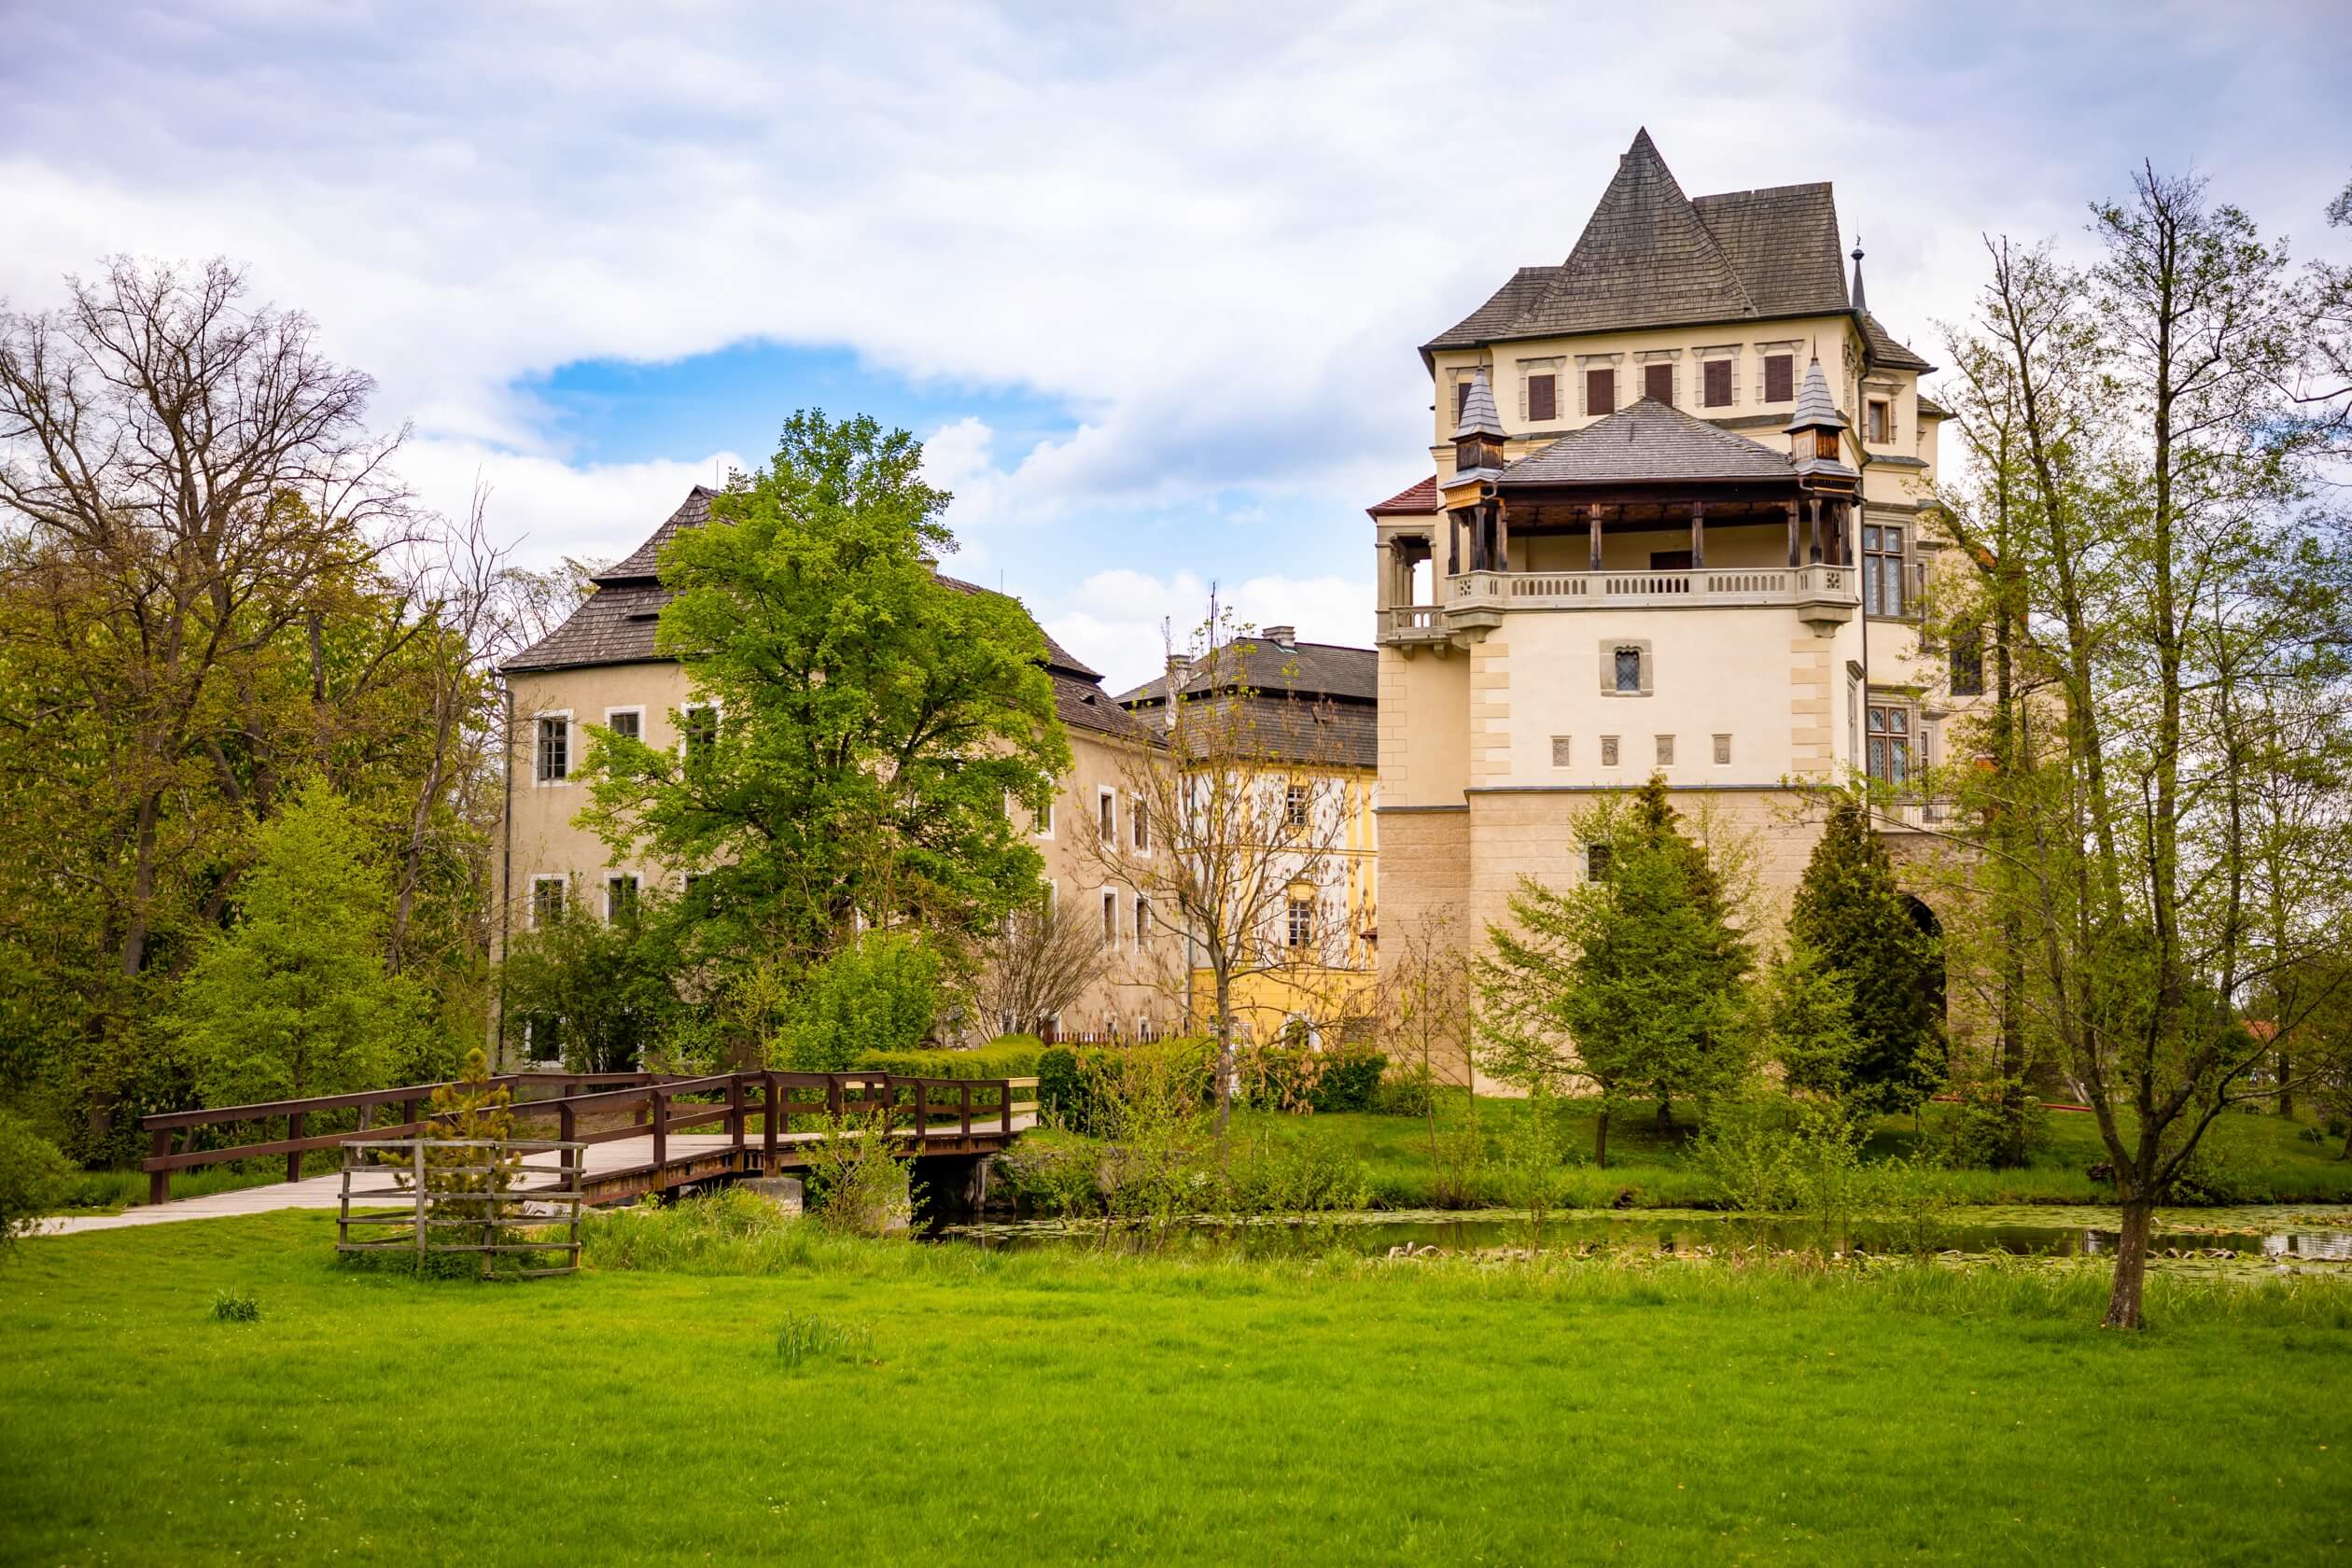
left=1478, top=778, right=1752, bottom=1167
left=496, top=882, right=687, bottom=1072
left=1787, top=795, right=1944, bottom=1113
left=774, top=931, right=943, bottom=1072
left=1762, top=941, right=1865, bottom=1100
left=168, top=780, right=415, bottom=1104
left=580, top=410, right=1069, bottom=985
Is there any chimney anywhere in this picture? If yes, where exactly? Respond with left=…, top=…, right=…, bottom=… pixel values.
left=1264, top=625, right=1296, bottom=650
left=916, top=553, right=939, bottom=574
left=1165, top=652, right=1193, bottom=684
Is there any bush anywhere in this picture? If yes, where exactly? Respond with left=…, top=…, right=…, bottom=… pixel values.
left=853, top=1036, right=1044, bottom=1082
left=1370, top=1069, right=1435, bottom=1118
left=774, top=932, right=942, bottom=1072
left=1238, top=1044, right=1388, bottom=1114
left=2163, top=1140, right=2244, bottom=1205
left=1938, top=1080, right=2051, bottom=1169
left=1037, top=1039, right=1215, bottom=1138
left=0, top=1111, right=74, bottom=1244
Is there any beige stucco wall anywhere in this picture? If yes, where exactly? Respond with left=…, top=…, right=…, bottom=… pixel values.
left=1026, top=725, right=1183, bottom=1039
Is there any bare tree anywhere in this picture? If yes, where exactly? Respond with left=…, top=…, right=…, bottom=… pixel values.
left=0, top=258, right=410, bottom=980
left=1083, top=597, right=1364, bottom=1134
left=973, top=900, right=1112, bottom=1040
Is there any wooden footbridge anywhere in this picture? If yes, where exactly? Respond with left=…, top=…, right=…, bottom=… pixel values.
left=53, top=1071, right=1038, bottom=1234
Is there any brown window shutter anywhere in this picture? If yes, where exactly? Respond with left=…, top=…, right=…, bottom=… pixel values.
left=1644, top=364, right=1673, bottom=404
left=1765, top=355, right=1793, bottom=403
left=1528, top=373, right=1556, bottom=423
left=1586, top=368, right=1615, bottom=416
left=1703, top=359, right=1731, bottom=407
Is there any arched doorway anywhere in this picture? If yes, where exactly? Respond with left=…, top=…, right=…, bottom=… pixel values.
left=1903, top=894, right=1947, bottom=1021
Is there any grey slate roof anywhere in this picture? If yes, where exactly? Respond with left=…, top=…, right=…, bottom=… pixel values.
left=599, top=485, right=719, bottom=583
left=1914, top=394, right=1953, bottom=421
left=1425, top=131, right=1851, bottom=351
left=1115, top=637, right=1379, bottom=708
left=502, top=488, right=1103, bottom=686
left=1860, top=312, right=1936, bottom=373
left=1497, top=397, right=1798, bottom=487
left=1052, top=669, right=1154, bottom=743
left=1452, top=370, right=1506, bottom=440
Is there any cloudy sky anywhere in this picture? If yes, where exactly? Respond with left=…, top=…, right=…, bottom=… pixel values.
left=7, top=2, right=2348, bottom=689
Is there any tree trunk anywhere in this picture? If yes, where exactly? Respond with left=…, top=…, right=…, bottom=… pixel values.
left=1212, top=966, right=1234, bottom=1137
left=2103, top=1194, right=2156, bottom=1330
left=1594, top=1101, right=1610, bottom=1170
left=2275, top=1052, right=2293, bottom=1119
left=1655, top=1092, right=1672, bottom=1130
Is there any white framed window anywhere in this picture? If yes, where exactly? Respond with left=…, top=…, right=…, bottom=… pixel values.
left=533, top=712, right=572, bottom=784
left=603, top=706, right=643, bottom=743
left=681, top=704, right=721, bottom=763
left=1864, top=524, right=1909, bottom=617
left=604, top=873, right=638, bottom=922
left=1286, top=895, right=1315, bottom=951
left=1868, top=702, right=1914, bottom=789
left=1713, top=734, right=1732, bottom=766
left=1133, top=893, right=1148, bottom=951
left=1585, top=842, right=1613, bottom=880
left=1601, top=735, right=1620, bottom=768
left=529, top=875, right=566, bottom=929
left=1035, top=796, right=1056, bottom=839
left=1100, top=889, right=1118, bottom=947
left=1131, top=793, right=1150, bottom=853
left=1655, top=734, right=1675, bottom=766
left=1550, top=735, right=1573, bottom=767
left=1042, top=879, right=1058, bottom=916
left=1283, top=781, right=1309, bottom=832
left=1097, top=787, right=1116, bottom=844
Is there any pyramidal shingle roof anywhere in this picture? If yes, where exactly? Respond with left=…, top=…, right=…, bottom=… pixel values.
left=1452, top=370, right=1505, bottom=440
left=1425, top=129, right=1851, bottom=351
left=1785, top=359, right=1848, bottom=432
left=1497, top=397, right=1798, bottom=486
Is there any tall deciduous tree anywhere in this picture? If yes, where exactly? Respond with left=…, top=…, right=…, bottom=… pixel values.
left=1936, top=169, right=2352, bottom=1328
left=1787, top=795, right=1945, bottom=1113
left=580, top=411, right=1068, bottom=984
left=168, top=779, right=414, bottom=1104
left=1083, top=598, right=1363, bottom=1135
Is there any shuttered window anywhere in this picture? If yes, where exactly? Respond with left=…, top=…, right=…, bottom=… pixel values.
left=1764, top=355, right=1794, bottom=403
left=1644, top=363, right=1673, bottom=405
left=1586, top=367, right=1616, bottom=416
left=1528, top=373, right=1557, bottom=422
left=1703, top=359, right=1732, bottom=408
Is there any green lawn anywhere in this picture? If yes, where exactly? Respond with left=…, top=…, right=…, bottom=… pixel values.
left=1221, top=1094, right=2352, bottom=1210
left=4, top=1210, right=2346, bottom=1565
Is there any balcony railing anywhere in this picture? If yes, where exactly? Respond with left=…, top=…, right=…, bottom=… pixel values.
left=1449, top=564, right=1855, bottom=609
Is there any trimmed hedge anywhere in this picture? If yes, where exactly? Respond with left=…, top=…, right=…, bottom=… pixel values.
left=1239, top=1044, right=1388, bottom=1114
left=1036, top=1039, right=1217, bottom=1137
left=850, top=1035, right=1045, bottom=1082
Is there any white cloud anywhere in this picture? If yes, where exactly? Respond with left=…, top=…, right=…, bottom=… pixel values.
left=1046, top=567, right=1375, bottom=694
left=391, top=439, right=747, bottom=572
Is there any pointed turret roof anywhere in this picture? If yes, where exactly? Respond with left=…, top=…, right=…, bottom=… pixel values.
left=1424, top=131, right=1851, bottom=354
left=1452, top=369, right=1505, bottom=441
left=1849, top=239, right=1868, bottom=313
left=1785, top=358, right=1848, bottom=434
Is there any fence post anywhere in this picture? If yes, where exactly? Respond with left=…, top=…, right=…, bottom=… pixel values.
left=651, top=1087, right=668, bottom=1169
left=148, top=1127, right=170, bottom=1206
left=763, top=1072, right=779, bottom=1169
left=1000, top=1077, right=1013, bottom=1136
left=558, top=1101, right=576, bottom=1166
left=728, top=1074, right=746, bottom=1149
left=826, top=1075, right=844, bottom=1120
left=286, top=1110, right=306, bottom=1185
left=412, top=1140, right=427, bottom=1267
left=914, top=1079, right=929, bottom=1148
left=959, top=1081, right=973, bottom=1140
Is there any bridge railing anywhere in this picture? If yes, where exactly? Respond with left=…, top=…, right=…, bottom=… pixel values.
left=139, top=1070, right=1044, bottom=1204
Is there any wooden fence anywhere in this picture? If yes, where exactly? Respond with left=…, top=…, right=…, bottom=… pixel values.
left=335, top=1137, right=585, bottom=1279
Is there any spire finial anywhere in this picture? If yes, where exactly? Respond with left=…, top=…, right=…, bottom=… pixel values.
left=1849, top=235, right=1868, bottom=313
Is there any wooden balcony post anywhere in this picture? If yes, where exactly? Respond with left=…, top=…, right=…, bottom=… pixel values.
left=1786, top=498, right=1801, bottom=567
left=1808, top=494, right=1824, bottom=564
left=1494, top=502, right=1509, bottom=574
left=1689, top=500, right=1705, bottom=570
left=1588, top=503, right=1603, bottom=572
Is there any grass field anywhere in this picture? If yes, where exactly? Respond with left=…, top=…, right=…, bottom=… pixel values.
left=3, top=1207, right=2346, bottom=1565
left=1218, top=1094, right=2352, bottom=1210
